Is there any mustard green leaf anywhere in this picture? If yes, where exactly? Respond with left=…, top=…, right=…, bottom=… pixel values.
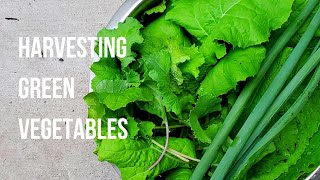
left=144, top=0, right=167, bottom=15
left=139, top=121, right=156, bottom=139
left=97, top=137, right=196, bottom=180
left=279, top=128, right=320, bottom=180
left=189, top=95, right=222, bottom=143
left=84, top=92, right=106, bottom=120
left=95, top=80, right=128, bottom=94
left=90, top=58, right=122, bottom=91
left=138, top=16, right=204, bottom=85
left=199, top=38, right=227, bottom=65
left=179, top=45, right=205, bottom=79
left=137, top=81, right=167, bottom=119
left=198, top=46, right=266, bottom=97
left=248, top=87, right=320, bottom=180
left=97, top=17, right=144, bottom=67
left=166, top=168, right=193, bottom=180
left=205, top=122, right=223, bottom=140
left=143, top=51, right=183, bottom=115
left=125, top=117, right=140, bottom=139
left=166, top=0, right=294, bottom=47
left=97, top=87, right=153, bottom=111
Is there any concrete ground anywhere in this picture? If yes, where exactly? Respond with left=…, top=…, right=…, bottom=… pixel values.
left=0, top=0, right=125, bottom=179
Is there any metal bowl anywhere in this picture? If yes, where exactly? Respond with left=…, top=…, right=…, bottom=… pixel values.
left=106, top=0, right=161, bottom=29
left=98, top=0, right=320, bottom=179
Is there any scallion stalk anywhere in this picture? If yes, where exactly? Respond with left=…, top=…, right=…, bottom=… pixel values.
left=210, top=6, right=320, bottom=180
left=190, top=1, right=320, bottom=179
left=228, top=56, right=320, bottom=179
left=236, top=39, right=320, bottom=164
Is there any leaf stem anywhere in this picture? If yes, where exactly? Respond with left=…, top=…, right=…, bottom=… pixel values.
left=150, top=145, right=189, bottom=162
left=168, top=112, right=183, bottom=121
left=154, top=124, right=187, bottom=129
left=151, top=139, right=190, bottom=162
left=148, top=111, right=170, bottom=171
left=150, top=139, right=219, bottom=166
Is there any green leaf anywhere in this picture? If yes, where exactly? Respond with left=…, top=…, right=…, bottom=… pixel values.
left=138, top=16, right=204, bottom=85
left=97, top=137, right=196, bottom=180
left=205, top=122, right=223, bottom=140
left=166, top=168, right=193, bottom=180
left=97, top=87, right=153, bottom=111
left=199, top=38, right=227, bottom=65
left=125, top=118, right=140, bottom=139
left=189, top=95, right=222, bottom=143
left=166, top=0, right=294, bottom=47
left=139, top=121, right=156, bottom=139
left=144, top=0, right=167, bottom=15
left=97, top=17, right=144, bottom=67
left=179, top=45, right=205, bottom=79
left=90, top=52, right=151, bottom=111
left=137, top=82, right=167, bottom=119
left=279, top=128, right=320, bottom=180
left=143, top=51, right=183, bottom=115
left=84, top=92, right=105, bottom=120
left=91, top=58, right=122, bottom=91
left=237, top=48, right=293, bottom=128
left=96, top=80, right=128, bottom=93
left=125, top=69, right=141, bottom=87
left=197, top=46, right=266, bottom=97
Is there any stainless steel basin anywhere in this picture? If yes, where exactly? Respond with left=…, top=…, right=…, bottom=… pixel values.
left=98, top=0, right=320, bottom=179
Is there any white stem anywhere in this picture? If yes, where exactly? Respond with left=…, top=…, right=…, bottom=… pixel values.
left=150, top=139, right=219, bottom=166
left=148, top=120, right=169, bottom=171
left=151, top=139, right=189, bottom=162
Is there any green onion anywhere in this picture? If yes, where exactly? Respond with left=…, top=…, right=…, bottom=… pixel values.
left=190, top=1, right=320, bottom=179
left=236, top=39, right=320, bottom=163
left=210, top=6, right=320, bottom=180
left=228, top=54, right=320, bottom=179
left=228, top=42, right=320, bottom=179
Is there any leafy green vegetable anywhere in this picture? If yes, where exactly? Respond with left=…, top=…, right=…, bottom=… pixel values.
left=166, top=0, right=294, bottom=47
left=84, top=92, right=106, bottom=120
left=245, top=75, right=320, bottom=179
left=278, top=127, right=320, bottom=179
left=84, top=0, right=320, bottom=179
left=189, top=95, right=221, bottom=143
left=138, top=16, right=205, bottom=85
left=286, top=0, right=320, bottom=45
left=97, top=137, right=196, bottom=180
left=97, top=17, right=143, bottom=67
left=198, top=46, right=266, bottom=97
left=144, top=0, right=167, bottom=15
left=142, top=51, right=183, bottom=115
left=97, top=87, right=153, bottom=111
left=167, top=168, right=193, bottom=180
left=199, top=38, right=227, bottom=64
left=125, top=118, right=140, bottom=139
left=139, top=121, right=156, bottom=139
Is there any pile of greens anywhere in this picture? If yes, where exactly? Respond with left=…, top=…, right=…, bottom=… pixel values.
left=84, top=0, right=320, bottom=179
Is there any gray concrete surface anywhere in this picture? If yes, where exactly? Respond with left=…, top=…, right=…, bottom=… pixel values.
left=0, top=0, right=125, bottom=179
